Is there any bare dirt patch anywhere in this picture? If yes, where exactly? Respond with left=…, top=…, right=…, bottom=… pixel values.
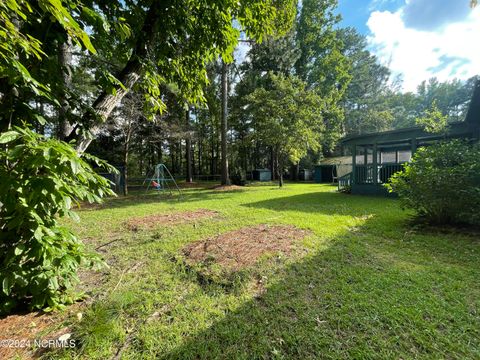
left=0, top=310, right=73, bottom=360
left=211, top=184, right=245, bottom=191
left=183, top=224, right=311, bottom=271
left=125, top=209, right=219, bottom=231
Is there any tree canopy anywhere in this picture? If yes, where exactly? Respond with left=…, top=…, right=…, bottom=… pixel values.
left=246, top=73, right=324, bottom=186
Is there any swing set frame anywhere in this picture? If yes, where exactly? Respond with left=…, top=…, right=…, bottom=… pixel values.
left=142, top=163, right=182, bottom=196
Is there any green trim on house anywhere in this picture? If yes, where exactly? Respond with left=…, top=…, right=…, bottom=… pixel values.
left=339, top=81, right=480, bottom=196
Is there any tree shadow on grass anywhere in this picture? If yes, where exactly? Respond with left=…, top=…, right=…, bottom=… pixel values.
left=157, top=216, right=480, bottom=359
left=244, top=191, right=394, bottom=217
left=77, top=188, right=239, bottom=212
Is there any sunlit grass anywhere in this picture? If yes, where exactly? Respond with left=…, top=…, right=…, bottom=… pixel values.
left=49, top=183, right=480, bottom=359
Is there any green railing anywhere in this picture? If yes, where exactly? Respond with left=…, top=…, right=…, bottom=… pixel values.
left=338, top=172, right=352, bottom=192
left=379, top=163, right=404, bottom=183
left=355, top=165, right=375, bottom=184
left=354, top=164, right=404, bottom=185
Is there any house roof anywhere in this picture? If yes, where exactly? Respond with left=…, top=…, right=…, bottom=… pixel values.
left=319, top=156, right=352, bottom=165
left=465, top=80, right=480, bottom=125
left=341, top=80, right=480, bottom=147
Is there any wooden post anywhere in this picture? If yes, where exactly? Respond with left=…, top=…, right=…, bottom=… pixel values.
left=395, top=150, right=399, bottom=164
left=411, top=138, right=417, bottom=156
left=352, top=145, right=356, bottom=185
left=373, top=143, right=378, bottom=185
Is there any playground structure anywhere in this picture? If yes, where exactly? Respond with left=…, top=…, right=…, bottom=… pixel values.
left=143, top=164, right=182, bottom=196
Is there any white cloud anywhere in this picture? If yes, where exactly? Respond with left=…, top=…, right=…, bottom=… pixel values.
left=366, top=6, right=480, bottom=92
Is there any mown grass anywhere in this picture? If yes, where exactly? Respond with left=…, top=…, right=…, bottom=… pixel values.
left=48, top=183, right=480, bottom=359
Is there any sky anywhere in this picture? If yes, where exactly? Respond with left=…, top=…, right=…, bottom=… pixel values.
left=337, top=0, right=480, bottom=92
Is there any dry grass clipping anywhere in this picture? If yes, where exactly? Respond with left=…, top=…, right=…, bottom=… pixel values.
left=183, top=224, right=310, bottom=271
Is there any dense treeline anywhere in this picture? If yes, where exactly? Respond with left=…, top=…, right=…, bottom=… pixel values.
left=1, top=0, right=477, bottom=188
left=86, top=17, right=478, bottom=186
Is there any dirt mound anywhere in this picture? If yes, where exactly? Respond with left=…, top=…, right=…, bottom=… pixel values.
left=211, top=184, right=245, bottom=191
left=183, top=224, right=310, bottom=271
left=125, top=209, right=218, bottom=231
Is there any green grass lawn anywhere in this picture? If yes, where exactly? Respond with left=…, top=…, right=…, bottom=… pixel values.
left=50, top=183, right=480, bottom=359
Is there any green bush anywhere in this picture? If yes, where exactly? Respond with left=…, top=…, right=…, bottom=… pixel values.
left=0, top=127, right=116, bottom=314
left=387, top=139, right=480, bottom=226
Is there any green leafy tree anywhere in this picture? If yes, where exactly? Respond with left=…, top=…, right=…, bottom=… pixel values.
left=416, top=77, right=477, bottom=123
left=295, top=0, right=351, bottom=152
left=231, top=30, right=300, bottom=176
left=0, top=0, right=298, bottom=314
left=339, top=28, right=393, bottom=135
left=387, top=140, right=480, bottom=226
left=1, top=0, right=297, bottom=152
left=387, top=91, right=422, bottom=129
left=70, top=0, right=297, bottom=153
left=0, top=0, right=98, bottom=133
left=0, top=127, right=115, bottom=313
left=415, top=100, right=448, bottom=134
left=246, top=73, right=324, bottom=187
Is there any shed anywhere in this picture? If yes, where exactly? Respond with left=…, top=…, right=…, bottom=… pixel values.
left=252, top=169, right=272, bottom=182
left=298, top=169, right=313, bottom=181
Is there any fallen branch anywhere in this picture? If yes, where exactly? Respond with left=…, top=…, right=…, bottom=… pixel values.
left=95, top=238, right=122, bottom=251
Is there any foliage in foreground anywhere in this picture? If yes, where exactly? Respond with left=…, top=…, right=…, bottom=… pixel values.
left=387, top=139, right=480, bottom=225
left=0, top=127, right=115, bottom=314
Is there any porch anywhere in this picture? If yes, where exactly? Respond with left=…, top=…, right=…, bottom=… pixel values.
left=339, top=119, right=480, bottom=195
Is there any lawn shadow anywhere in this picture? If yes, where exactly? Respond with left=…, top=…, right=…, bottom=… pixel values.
left=244, top=191, right=395, bottom=217
left=77, top=188, right=237, bottom=212
left=158, top=215, right=480, bottom=359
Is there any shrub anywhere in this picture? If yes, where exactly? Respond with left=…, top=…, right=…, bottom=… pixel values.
left=0, top=127, right=116, bottom=314
left=387, top=139, right=480, bottom=226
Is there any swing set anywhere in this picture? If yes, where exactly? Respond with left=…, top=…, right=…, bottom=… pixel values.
left=142, top=164, right=182, bottom=196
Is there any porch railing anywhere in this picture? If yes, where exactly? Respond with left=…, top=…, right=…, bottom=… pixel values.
left=338, top=172, right=352, bottom=192
left=354, top=163, right=404, bottom=185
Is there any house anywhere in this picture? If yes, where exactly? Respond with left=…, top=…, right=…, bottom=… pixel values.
left=339, top=81, right=480, bottom=195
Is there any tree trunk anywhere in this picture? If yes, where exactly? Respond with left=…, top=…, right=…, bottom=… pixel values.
left=277, top=153, right=284, bottom=188
left=73, top=3, right=165, bottom=153
left=198, top=138, right=202, bottom=175
left=57, top=36, right=73, bottom=140
left=291, top=162, right=299, bottom=181
left=270, top=147, right=276, bottom=181
left=123, top=132, right=131, bottom=196
left=177, top=140, right=182, bottom=176
left=220, top=59, right=230, bottom=185
left=210, top=135, right=215, bottom=176
left=185, top=109, right=193, bottom=182
left=157, top=141, right=163, bottom=164
left=254, top=142, right=260, bottom=169
left=191, top=144, right=196, bottom=177
left=170, top=140, right=176, bottom=174
left=139, top=142, right=144, bottom=176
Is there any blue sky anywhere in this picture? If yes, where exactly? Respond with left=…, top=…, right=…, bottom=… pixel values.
left=336, top=0, right=404, bottom=34
left=336, top=0, right=480, bottom=91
